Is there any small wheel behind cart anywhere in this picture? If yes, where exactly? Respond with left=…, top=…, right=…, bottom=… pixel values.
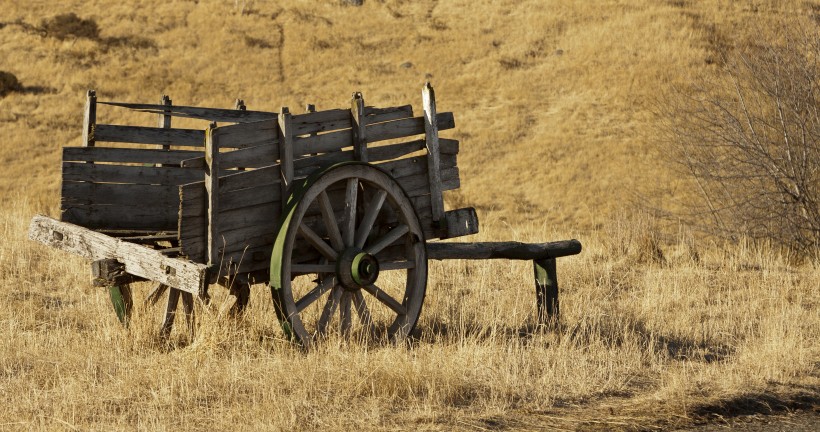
left=270, top=163, right=427, bottom=349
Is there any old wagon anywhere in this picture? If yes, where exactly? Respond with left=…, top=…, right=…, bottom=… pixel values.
left=29, top=84, right=581, bottom=347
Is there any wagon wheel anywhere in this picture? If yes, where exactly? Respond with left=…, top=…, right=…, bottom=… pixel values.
left=270, top=163, right=427, bottom=349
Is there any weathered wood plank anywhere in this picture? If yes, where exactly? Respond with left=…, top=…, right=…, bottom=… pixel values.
left=62, top=183, right=178, bottom=206
left=98, top=101, right=277, bottom=123
left=62, top=162, right=203, bottom=185
left=61, top=204, right=178, bottom=231
left=182, top=141, right=278, bottom=169
left=29, top=215, right=208, bottom=295
left=63, top=147, right=200, bottom=165
left=367, top=112, right=454, bottom=143
left=94, top=124, right=205, bottom=147
left=363, top=104, right=413, bottom=124
left=427, top=240, right=583, bottom=260
left=423, top=83, right=445, bottom=224
left=294, top=112, right=454, bottom=156
left=212, top=118, right=279, bottom=150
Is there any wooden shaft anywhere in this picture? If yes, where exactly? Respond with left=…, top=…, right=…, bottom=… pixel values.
left=426, top=240, right=582, bottom=260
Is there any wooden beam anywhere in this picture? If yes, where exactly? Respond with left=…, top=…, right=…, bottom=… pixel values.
left=29, top=215, right=208, bottom=295
left=534, top=258, right=559, bottom=324
left=422, top=82, right=445, bottom=226
left=426, top=240, right=582, bottom=260
left=98, top=101, right=276, bottom=123
left=351, top=92, right=367, bottom=162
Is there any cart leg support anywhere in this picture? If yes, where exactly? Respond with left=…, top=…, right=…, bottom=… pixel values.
left=533, top=258, right=558, bottom=325
left=427, top=240, right=581, bottom=325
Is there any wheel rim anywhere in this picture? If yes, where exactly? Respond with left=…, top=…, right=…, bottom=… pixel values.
left=270, top=163, right=427, bottom=348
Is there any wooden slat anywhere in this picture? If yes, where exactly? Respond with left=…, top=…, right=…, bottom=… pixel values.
left=94, top=124, right=205, bottom=147
left=423, top=83, right=445, bottom=224
left=182, top=142, right=279, bottom=170
left=212, top=118, right=279, bottom=150
left=294, top=112, right=454, bottom=156
left=364, top=104, right=413, bottom=124
left=61, top=204, right=178, bottom=231
left=291, top=109, right=351, bottom=136
left=63, top=147, right=200, bottom=165
left=62, top=162, right=203, bottom=185
left=367, top=111, right=454, bottom=143
left=98, top=101, right=277, bottom=123
left=62, top=182, right=178, bottom=206
left=29, top=215, right=207, bottom=295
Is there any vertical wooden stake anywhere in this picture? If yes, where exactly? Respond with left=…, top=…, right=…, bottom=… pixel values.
left=533, top=258, right=559, bottom=325
left=422, top=83, right=445, bottom=229
left=351, top=92, right=368, bottom=162
left=158, top=94, right=172, bottom=129
left=278, top=107, right=294, bottom=211
left=236, top=99, right=247, bottom=171
left=205, top=122, right=221, bottom=268
left=158, top=95, right=172, bottom=167
left=82, top=89, right=97, bottom=147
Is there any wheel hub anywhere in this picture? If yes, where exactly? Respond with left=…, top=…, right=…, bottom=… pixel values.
left=336, top=247, right=380, bottom=290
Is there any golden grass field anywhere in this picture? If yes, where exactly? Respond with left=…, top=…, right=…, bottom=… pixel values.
left=0, top=0, right=818, bottom=430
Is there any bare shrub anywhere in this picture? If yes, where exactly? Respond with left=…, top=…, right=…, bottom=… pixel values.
left=40, top=13, right=99, bottom=40
left=0, top=71, right=22, bottom=97
left=662, top=21, right=819, bottom=259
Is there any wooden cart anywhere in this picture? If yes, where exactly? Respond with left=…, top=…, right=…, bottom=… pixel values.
left=29, top=84, right=581, bottom=347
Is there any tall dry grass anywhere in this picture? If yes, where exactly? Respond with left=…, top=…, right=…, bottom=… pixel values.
left=0, top=0, right=818, bottom=430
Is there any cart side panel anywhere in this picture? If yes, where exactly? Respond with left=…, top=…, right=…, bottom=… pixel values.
left=61, top=147, right=205, bottom=231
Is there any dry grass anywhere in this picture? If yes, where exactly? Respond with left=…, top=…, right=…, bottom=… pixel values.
left=0, top=0, right=818, bottom=430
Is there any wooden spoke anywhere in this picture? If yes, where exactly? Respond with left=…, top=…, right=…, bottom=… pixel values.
left=143, top=283, right=168, bottom=307
left=362, top=284, right=407, bottom=315
left=318, top=190, right=344, bottom=251
left=340, top=291, right=352, bottom=335
left=318, top=285, right=343, bottom=334
left=291, top=263, right=337, bottom=273
left=298, top=222, right=338, bottom=260
left=365, top=224, right=410, bottom=255
left=355, top=189, right=388, bottom=249
left=343, top=178, right=358, bottom=247
left=295, top=277, right=336, bottom=313
left=352, top=290, right=373, bottom=328
left=379, top=261, right=416, bottom=271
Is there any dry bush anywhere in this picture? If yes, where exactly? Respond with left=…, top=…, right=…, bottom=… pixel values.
left=0, top=71, right=21, bottom=97
left=40, top=13, right=100, bottom=40
left=662, top=20, right=820, bottom=259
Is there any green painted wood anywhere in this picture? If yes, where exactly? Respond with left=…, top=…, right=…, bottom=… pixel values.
left=108, top=284, right=133, bottom=326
